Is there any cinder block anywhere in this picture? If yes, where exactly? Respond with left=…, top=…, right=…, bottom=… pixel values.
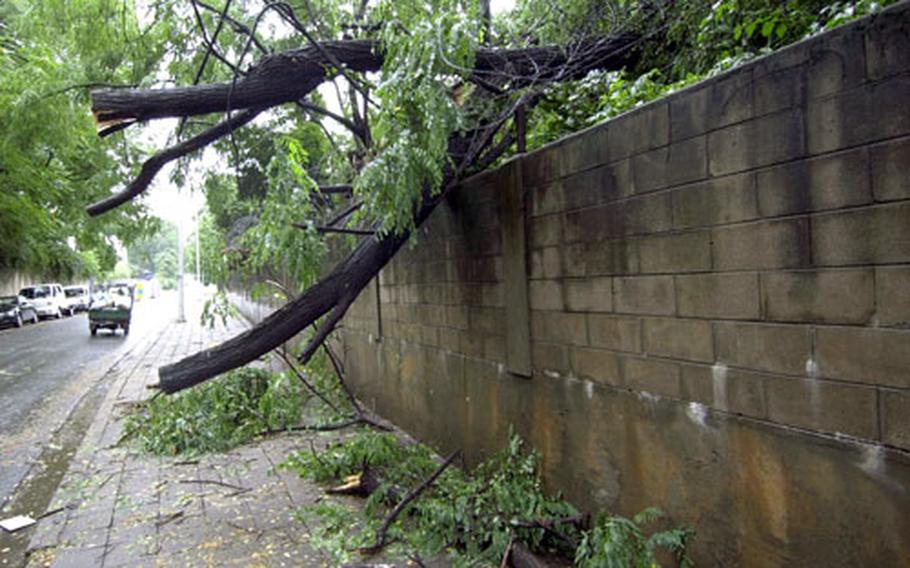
left=864, top=5, right=910, bottom=80
left=875, top=267, right=910, bottom=327
left=527, top=213, right=562, bottom=249
left=530, top=247, right=562, bottom=279
left=469, top=307, right=505, bottom=335
left=529, top=180, right=564, bottom=217
left=529, top=280, right=563, bottom=311
left=565, top=277, right=613, bottom=312
left=643, top=318, right=714, bottom=362
left=483, top=335, right=505, bottom=362
left=753, top=64, right=806, bottom=116
left=671, top=173, right=758, bottom=229
left=571, top=347, right=622, bottom=386
left=587, top=314, right=642, bottom=353
left=882, top=390, right=910, bottom=449
left=761, top=269, right=874, bottom=324
left=631, top=102, right=670, bottom=152
left=714, top=322, right=811, bottom=375
left=811, top=202, right=910, bottom=266
left=639, top=231, right=712, bottom=273
left=632, top=137, right=707, bottom=194
left=564, top=195, right=672, bottom=242
left=622, top=356, right=681, bottom=398
left=522, top=143, right=563, bottom=187
left=670, top=69, right=754, bottom=140
left=756, top=147, right=872, bottom=217
left=613, top=276, right=675, bottom=315
left=807, top=24, right=867, bottom=99
left=563, top=240, right=639, bottom=277
left=461, top=330, right=485, bottom=357
left=713, top=218, right=811, bottom=270
left=766, top=376, right=878, bottom=439
left=563, top=163, right=630, bottom=210
left=420, top=325, right=440, bottom=347
left=708, top=110, right=806, bottom=176
left=807, top=77, right=910, bottom=154
left=462, top=229, right=502, bottom=257
left=439, top=328, right=462, bottom=352
left=532, top=342, right=570, bottom=373
left=600, top=121, right=636, bottom=162
left=622, top=193, right=673, bottom=236
left=870, top=136, right=910, bottom=202
left=676, top=273, right=761, bottom=320
left=480, top=283, right=504, bottom=308
left=530, top=311, right=588, bottom=346
left=562, top=129, right=609, bottom=175
left=817, top=326, right=910, bottom=388
left=680, top=364, right=767, bottom=418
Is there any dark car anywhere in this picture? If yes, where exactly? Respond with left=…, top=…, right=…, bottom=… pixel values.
left=0, top=295, right=39, bottom=328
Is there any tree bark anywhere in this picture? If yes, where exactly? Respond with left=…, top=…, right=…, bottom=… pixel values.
left=91, top=36, right=637, bottom=125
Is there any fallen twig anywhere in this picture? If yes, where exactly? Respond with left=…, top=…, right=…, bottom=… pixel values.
left=360, top=449, right=461, bottom=555
left=177, top=478, right=251, bottom=494
left=155, top=510, right=184, bottom=527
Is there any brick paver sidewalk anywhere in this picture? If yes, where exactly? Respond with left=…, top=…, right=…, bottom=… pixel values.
left=23, top=315, right=358, bottom=567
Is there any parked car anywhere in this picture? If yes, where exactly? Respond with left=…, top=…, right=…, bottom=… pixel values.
left=0, top=295, right=39, bottom=328
left=63, top=285, right=90, bottom=313
left=19, top=283, right=66, bottom=319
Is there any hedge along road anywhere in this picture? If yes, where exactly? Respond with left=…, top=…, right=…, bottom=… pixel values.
left=0, top=292, right=176, bottom=508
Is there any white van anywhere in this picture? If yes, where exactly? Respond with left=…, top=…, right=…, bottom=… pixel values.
left=19, top=283, right=67, bottom=319
left=63, top=285, right=90, bottom=313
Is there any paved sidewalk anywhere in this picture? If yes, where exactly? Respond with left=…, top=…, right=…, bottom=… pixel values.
left=19, top=315, right=361, bottom=567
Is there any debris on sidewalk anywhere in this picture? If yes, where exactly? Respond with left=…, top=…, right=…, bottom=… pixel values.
left=19, top=312, right=394, bottom=568
left=0, top=515, right=35, bottom=533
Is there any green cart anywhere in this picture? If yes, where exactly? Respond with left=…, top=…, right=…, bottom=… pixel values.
left=89, top=285, right=133, bottom=336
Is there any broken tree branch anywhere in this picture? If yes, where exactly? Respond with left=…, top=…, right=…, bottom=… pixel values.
left=87, top=107, right=261, bottom=214
left=89, top=36, right=637, bottom=127
left=362, top=449, right=461, bottom=555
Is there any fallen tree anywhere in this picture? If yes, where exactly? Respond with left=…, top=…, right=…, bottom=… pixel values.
left=86, top=4, right=643, bottom=394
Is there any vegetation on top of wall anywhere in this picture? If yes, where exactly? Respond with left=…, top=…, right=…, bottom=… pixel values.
left=525, top=0, right=898, bottom=149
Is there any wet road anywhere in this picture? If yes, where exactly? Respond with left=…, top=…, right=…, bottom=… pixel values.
left=0, top=295, right=176, bottom=504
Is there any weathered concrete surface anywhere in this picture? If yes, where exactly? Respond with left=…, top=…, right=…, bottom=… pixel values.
left=340, top=3, right=910, bottom=565
left=343, top=335, right=910, bottom=566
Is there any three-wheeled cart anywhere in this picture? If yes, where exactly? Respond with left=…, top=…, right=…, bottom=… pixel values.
left=88, top=286, right=133, bottom=336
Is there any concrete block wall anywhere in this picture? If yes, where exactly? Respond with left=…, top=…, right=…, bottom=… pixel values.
left=340, top=4, right=910, bottom=565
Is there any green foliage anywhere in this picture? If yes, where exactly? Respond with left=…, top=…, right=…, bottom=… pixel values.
left=240, top=137, right=328, bottom=290
left=355, top=0, right=479, bottom=235
left=124, top=367, right=306, bottom=456
left=0, top=0, right=166, bottom=278
left=575, top=508, right=694, bottom=568
left=127, top=219, right=179, bottom=287
left=282, top=431, right=691, bottom=567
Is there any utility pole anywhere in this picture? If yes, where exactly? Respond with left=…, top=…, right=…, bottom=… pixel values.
left=177, top=219, right=186, bottom=323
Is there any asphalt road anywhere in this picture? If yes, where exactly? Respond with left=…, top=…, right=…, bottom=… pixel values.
left=0, top=294, right=176, bottom=505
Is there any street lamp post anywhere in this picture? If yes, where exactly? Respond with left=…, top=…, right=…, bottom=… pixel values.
left=177, top=220, right=186, bottom=323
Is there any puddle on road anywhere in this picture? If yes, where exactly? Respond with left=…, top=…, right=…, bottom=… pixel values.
left=0, top=373, right=113, bottom=568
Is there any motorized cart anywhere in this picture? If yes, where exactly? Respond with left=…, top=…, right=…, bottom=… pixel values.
left=88, top=285, right=133, bottom=336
